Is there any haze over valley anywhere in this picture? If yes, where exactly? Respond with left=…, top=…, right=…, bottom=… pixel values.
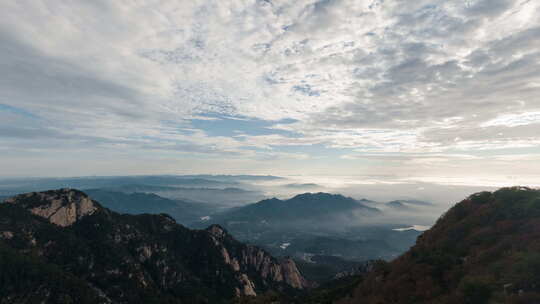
left=0, top=173, right=506, bottom=283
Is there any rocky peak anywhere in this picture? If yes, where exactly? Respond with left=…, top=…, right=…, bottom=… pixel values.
left=206, top=224, right=228, bottom=239
left=0, top=188, right=312, bottom=302
left=5, top=189, right=99, bottom=227
left=279, top=258, right=310, bottom=289
left=205, top=224, right=311, bottom=293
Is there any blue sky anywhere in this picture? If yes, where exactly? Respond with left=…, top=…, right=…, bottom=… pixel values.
left=0, top=0, right=539, bottom=187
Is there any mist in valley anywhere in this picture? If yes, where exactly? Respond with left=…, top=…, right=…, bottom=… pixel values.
left=0, top=174, right=498, bottom=228
left=0, top=174, right=523, bottom=282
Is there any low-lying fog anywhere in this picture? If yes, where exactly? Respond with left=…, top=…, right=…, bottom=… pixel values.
left=0, top=174, right=505, bottom=228
left=1, top=174, right=518, bottom=264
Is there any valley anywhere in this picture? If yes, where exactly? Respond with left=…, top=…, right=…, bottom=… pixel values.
left=0, top=175, right=436, bottom=284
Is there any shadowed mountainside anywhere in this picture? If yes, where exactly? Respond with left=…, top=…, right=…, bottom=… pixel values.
left=214, top=193, right=380, bottom=222
left=83, top=189, right=215, bottom=226
left=336, top=187, right=540, bottom=304
left=197, top=193, right=418, bottom=263
left=233, top=187, right=540, bottom=304
left=0, top=189, right=309, bottom=304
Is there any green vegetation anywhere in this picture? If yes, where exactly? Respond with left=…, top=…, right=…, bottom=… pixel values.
left=335, top=187, right=540, bottom=304
left=3, top=186, right=540, bottom=304
left=0, top=190, right=305, bottom=303
left=0, top=242, right=102, bottom=304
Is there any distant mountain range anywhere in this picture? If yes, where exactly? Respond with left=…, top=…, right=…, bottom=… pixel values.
left=212, top=192, right=380, bottom=223
left=386, top=199, right=433, bottom=209
left=386, top=200, right=411, bottom=209
left=177, top=175, right=283, bottom=182
left=0, top=175, right=272, bottom=210
left=90, top=184, right=266, bottom=208
left=0, top=175, right=281, bottom=196
left=0, top=189, right=308, bottom=303
left=198, top=193, right=422, bottom=264
left=84, top=189, right=215, bottom=226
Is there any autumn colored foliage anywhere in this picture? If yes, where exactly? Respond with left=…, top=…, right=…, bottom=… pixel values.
left=338, top=187, right=540, bottom=304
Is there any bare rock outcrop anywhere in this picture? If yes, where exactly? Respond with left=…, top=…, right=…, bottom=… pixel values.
left=5, top=188, right=98, bottom=227
left=280, top=258, right=308, bottom=289
left=1, top=190, right=310, bottom=302
left=206, top=224, right=310, bottom=296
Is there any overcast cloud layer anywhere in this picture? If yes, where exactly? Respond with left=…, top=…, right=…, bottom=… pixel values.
left=1, top=0, right=539, bottom=185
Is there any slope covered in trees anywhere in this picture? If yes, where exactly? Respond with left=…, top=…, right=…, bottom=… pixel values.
left=337, top=187, right=540, bottom=304
left=0, top=189, right=308, bottom=304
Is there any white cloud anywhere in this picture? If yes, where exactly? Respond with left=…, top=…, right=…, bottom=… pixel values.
left=481, top=111, right=540, bottom=127
left=0, top=0, right=539, bottom=182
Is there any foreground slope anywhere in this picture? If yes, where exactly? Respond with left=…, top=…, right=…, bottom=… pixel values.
left=0, top=189, right=308, bottom=304
left=337, top=187, right=540, bottom=304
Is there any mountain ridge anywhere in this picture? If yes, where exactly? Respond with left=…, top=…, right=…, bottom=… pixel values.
left=0, top=188, right=309, bottom=303
left=83, top=189, right=214, bottom=226
left=214, top=192, right=380, bottom=223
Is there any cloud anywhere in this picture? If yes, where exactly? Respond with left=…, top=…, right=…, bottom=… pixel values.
left=465, top=0, right=515, bottom=18
left=0, top=0, right=539, bottom=182
left=481, top=111, right=540, bottom=127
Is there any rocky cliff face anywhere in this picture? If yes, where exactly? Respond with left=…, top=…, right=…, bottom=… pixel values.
left=5, top=189, right=97, bottom=227
left=207, top=224, right=309, bottom=296
left=0, top=189, right=309, bottom=304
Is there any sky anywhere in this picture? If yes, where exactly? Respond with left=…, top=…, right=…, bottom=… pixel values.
left=1, top=0, right=539, bottom=187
